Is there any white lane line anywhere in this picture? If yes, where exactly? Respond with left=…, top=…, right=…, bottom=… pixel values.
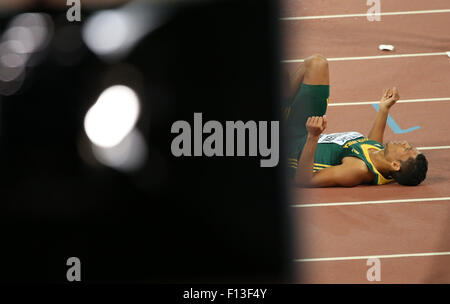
left=291, top=197, right=450, bottom=208
left=282, top=52, right=448, bottom=63
left=328, top=97, right=450, bottom=107
left=418, top=146, right=450, bottom=150
left=281, top=9, right=450, bottom=21
left=294, top=251, right=450, bottom=262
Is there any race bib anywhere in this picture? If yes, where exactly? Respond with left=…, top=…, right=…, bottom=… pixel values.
left=318, top=132, right=364, bottom=146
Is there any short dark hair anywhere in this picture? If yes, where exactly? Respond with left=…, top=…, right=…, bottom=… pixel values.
left=392, top=154, right=428, bottom=186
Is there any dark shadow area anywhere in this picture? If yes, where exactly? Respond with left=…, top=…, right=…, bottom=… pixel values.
left=0, top=0, right=293, bottom=283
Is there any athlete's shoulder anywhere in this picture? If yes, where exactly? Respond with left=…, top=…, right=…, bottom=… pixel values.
left=341, top=156, right=376, bottom=183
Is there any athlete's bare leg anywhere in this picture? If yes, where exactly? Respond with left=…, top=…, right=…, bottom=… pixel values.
left=285, top=54, right=329, bottom=99
left=303, top=54, right=329, bottom=85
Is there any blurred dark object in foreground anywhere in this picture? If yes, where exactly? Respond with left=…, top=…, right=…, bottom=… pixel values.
left=0, top=0, right=292, bottom=283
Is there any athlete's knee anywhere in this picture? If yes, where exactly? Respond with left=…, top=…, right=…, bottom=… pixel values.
left=305, top=54, right=328, bottom=70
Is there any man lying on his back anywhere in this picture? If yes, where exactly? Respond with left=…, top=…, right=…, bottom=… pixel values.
left=285, top=54, right=428, bottom=187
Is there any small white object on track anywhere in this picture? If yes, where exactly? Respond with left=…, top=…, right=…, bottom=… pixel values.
left=378, top=44, right=395, bottom=51
left=446, top=51, right=450, bottom=58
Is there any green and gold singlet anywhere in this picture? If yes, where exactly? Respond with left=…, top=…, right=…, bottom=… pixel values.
left=288, top=131, right=394, bottom=185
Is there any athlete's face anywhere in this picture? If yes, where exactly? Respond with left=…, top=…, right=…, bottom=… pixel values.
left=384, top=140, right=420, bottom=162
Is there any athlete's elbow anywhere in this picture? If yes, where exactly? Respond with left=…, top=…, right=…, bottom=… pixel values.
left=294, top=179, right=310, bottom=188
left=294, top=176, right=315, bottom=188
left=338, top=177, right=363, bottom=187
left=339, top=182, right=360, bottom=188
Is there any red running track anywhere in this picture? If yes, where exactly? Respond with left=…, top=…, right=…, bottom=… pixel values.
left=283, top=0, right=450, bottom=283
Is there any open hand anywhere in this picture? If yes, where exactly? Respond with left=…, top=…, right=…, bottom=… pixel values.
left=380, top=87, right=400, bottom=111
left=306, top=115, right=327, bottom=137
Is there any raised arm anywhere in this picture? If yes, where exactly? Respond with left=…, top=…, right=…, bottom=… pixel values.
left=294, top=116, right=326, bottom=186
left=367, top=87, right=400, bottom=143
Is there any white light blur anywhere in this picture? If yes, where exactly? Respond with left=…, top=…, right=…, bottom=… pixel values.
left=82, top=10, right=128, bottom=57
left=91, top=128, right=148, bottom=172
left=7, top=13, right=52, bottom=55
left=0, top=43, right=26, bottom=82
left=0, top=13, right=53, bottom=95
left=84, top=85, right=141, bottom=148
left=1, top=52, right=27, bottom=68
left=0, top=39, right=28, bottom=84
left=82, top=1, right=168, bottom=61
left=4, top=26, right=35, bottom=53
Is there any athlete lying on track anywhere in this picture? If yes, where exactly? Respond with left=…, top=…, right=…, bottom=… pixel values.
left=285, top=54, right=428, bottom=187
